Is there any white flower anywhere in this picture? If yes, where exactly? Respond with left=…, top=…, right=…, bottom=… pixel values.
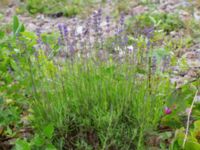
left=77, top=26, right=83, bottom=34
left=127, top=45, right=133, bottom=52
left=119, top=50, right=125, bottom=57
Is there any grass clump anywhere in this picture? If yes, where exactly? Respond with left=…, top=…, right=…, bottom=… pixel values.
left=26, top=0, right=100, bottom=17
left=26, top=49, right=173, bottom=149
left=126, top=12, right=184, bottom=35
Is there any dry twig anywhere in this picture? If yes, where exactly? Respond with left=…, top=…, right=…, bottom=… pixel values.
left=182, top=90, right=198, bottom=148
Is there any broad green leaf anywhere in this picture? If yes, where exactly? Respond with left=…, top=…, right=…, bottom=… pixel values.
left=15, top=23, right=25, bottom=35
left=43, top=124, right=54, bottom=139
left=194, top=120, right=200, bottom=129
left=0, top=13, right=3, bottom=19
left=10, top=59, right=18, bottom=71
left=45, top=144, right=57, bottom=150
left=185, top=140, right=200, bottom=150
left=13, top=16, right=19, bottom=34
left=15, top=139, right=31, bottom=150
left=0, top=31, right=4, bottom=39
left=191, top=120, right=200, bottom=138
left=21, top=31, right=37, bottom=40
left=0, top=96, right=3, bottom=102
left=149, top=16, right=156, bottom=25
left=31, top=134, right=45, bottom=146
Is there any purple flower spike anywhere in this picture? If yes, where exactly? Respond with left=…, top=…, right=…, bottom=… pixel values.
left=152, top=56, right=157, bottom=73
left=36, top=28, right=41, bottom=37
left=120, top=12, right=125, bottom=26
left=162, top=56, right=171, bottom=72
left=58, top=24, right=62, bottom=33
left=69, top=44, right=75, bottom=55
left=124, top=36, right=128, bottom=45
left=57, top=37, right=62, bottom=46
left=164, top=107, right=172, bottom=115
left=97, top=8, right=102, bottom=23
left=58, top=23, right=64, bottom=40
left=106, top=16, right=110, bottom=33
left=36, top=28, right=42, bottom=45
left=144, top=26, right=154, bottom=38
left=63, top=24, right=68, bottom=40
left=114, top=25, right=119, bottom=36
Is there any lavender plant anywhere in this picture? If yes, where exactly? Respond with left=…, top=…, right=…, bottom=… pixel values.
left=2, top=2, right=200, bottom=150
left=12, top=8, right=182, bottom=150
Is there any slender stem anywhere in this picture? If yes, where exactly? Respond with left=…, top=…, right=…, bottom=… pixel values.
left=148, top=56, right=152, bottom=95
left=28, top=56, right=38, bottom=99
left=182, top=90, right=198, bottom=148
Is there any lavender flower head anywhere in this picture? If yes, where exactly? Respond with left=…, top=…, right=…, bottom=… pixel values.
left=36, top=28, right=42, bottom=45
left=152, top=55, right=157, bottom=74
left=119, top=12, right=125, bottom=27
left=106, top=16, right=110, bottom=34
left=144, top=26, right=154, bottom=49
left=69, top=43, right=75, bottom=55
left=57, top=37, right=62, bottom=46
left=58, top=24, right=63, bottom=37
left=63, top=24, right=69, bottom=40
left=144, top=26, right=154, bottom=38
left=162, top=55, right=171, bottom=72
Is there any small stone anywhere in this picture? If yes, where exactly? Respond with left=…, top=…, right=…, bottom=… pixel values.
left=194, top=8, right=200, bottom=21
left=130, top=5, right=148, bottom=15
left=186, top=69, right=197, bottom=78
left=179, top=10, right=191, bottom=21
left=187, top=60, right=200, bottom=68
left=27, top=23, right=37, bottom=31
left=185, top=51, right=198, bottom=59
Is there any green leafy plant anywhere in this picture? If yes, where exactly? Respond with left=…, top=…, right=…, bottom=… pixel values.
left=171, top=120, right=200, bottom=150
left=13, top=16, right=25, bottom=36
left=14, top=124, right=56, bottom=150
left=26, top=0, right=94, bottom=17
left=22, top=48, right=175, bottom=149
left=126, top=12, right=184, bottom=35
left=0, top=16, right=34, bottom=149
